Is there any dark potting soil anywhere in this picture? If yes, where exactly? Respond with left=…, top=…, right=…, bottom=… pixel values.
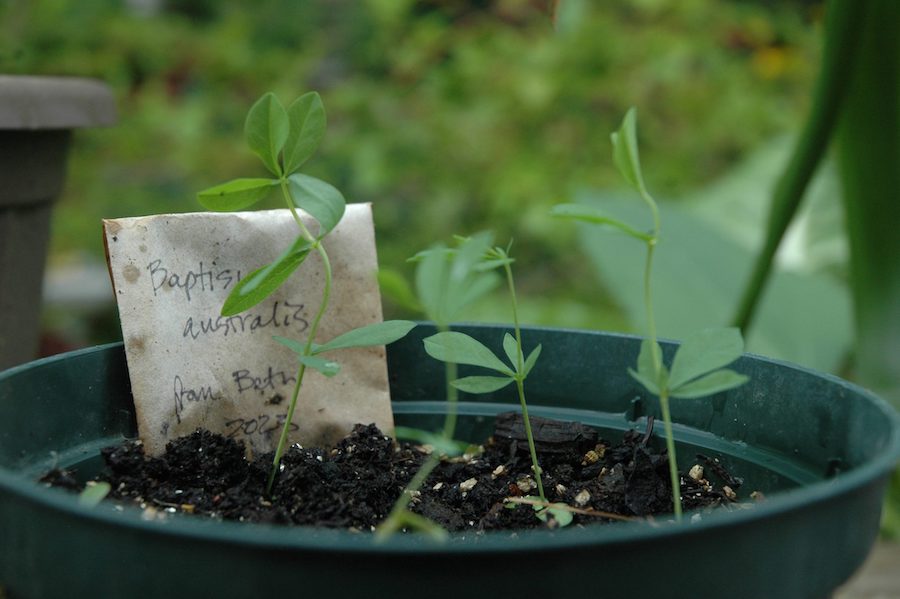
left=43, top=413, right=747, bottom=532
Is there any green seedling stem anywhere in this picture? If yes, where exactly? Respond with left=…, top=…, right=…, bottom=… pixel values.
left=502, top=257, right=546, bottom=501
left=266, top=182, right=335, bottom=494
left=630, top=171, right=682, bottom=520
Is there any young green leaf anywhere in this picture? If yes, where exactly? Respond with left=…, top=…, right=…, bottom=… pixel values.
left=245, top=93, right=289, bottom=176
left=533, top=502, right=574, bottom=528
left=550, top=203, right=653, bottom=242
left=283, top=92, right=326, bottom=175
left=451, top=231, right=494, bottom=279
left=313, top=320, right=416, bottom=354
left=670, top=369, right=749, bottom=399
left=451, top=375, right=515, bottom=394
left=502, top=333, right=521, bottom=371
left=636, top=338, right=665, bottom=381
left=273, top=335, right=307, bottom=355
left=475, top=257, right=515, bottom=272
left=197, top=178, right=278, bottom=212
left=667, top=327, right=744, bottom=390
left=522, top=344, right=542, bottom=378
left=394, top=426, right=469, bottom=457
left=78, top=481, right=111, bottom=507
left=288, top=173, right=346, bottom=238
left=221, top=237, right=312, bottom=316
left=380, top=509, right=449, bottom=542
left=413, top=243, right=451, bottom=324
left=628, top=367, right=661, bottom=396
left=611, top=107, right=647, bottom=195
left=630, top=338, right=668, bottom=395
left=297, top=354, right=341, bottom=377
left=423, top=331, right=514, bottom=375
left=412, top=234, right=498, bottom=326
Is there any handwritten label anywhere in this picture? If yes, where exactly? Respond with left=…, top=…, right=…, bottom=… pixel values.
left=104, top=205, right=394, bottom=456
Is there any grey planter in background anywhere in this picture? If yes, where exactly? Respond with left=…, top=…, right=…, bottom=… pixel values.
left=0, top=76, right=116, bottom=370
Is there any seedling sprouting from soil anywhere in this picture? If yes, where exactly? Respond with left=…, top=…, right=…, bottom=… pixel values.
left=376, top=233, right=500, bottom=540
left=423, top=241, right=550, bottom=506
left=197, top=92, right=413, bottom=494
left=552, top=108, right=748, bottom=520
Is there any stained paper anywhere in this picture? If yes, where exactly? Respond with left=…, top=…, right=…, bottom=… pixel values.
left=103, top=204, right=394, bottom=456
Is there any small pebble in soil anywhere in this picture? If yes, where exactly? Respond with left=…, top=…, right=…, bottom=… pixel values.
left=689, top=464, right=705, bottom=481
left=516, top=476, right=536, bottom=494
left=459, top=478, right=478, bottom=492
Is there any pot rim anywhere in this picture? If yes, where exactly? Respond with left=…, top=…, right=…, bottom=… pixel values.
left=0, top=75, right=116, bottom=130
left=1, top=334, right=898, bottom=554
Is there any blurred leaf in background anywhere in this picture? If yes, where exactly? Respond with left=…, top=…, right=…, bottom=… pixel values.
left=569, top=189, right=852, bottom=373
left=836, top=0, right=900, bottom=408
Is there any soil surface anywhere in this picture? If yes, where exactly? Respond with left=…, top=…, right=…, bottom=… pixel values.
left=44, top=413, right=747, bottom=532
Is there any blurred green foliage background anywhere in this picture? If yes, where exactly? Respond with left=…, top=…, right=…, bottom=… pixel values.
left=1, top=0, right=827, bottom=345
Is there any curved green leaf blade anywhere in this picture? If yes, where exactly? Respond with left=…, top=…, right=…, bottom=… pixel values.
left=273, top=335, right=307, bottom=355
left=288, top=173, right=346, bottom=237
left=611, top=107, right=647, bottom=195
left=245, top=93, right=289, bottom=176
left=551, top=203, right=652, bottom=242
left=314, top=320, right=416, bottom=354
left=502, top=333, right=521, bottom=371
left=522, top=344, right=542, bottom=378
left=636, top=338, right=665, bottom=382
left=670, top=368, right=748, bottom=399
left=668, top=327, right=744, bottom=390
left=376, top=509, right=448, bottom=543
left=78, top=481, right=111, bottom=507
left=221, top=237, right=312, bottom=316
left=451, top=375, right=514, bottom=394
left=412, top=234, right=499, bottom=326
left=534, top=502, right=574, bottom=527
left=284, top=92, right=326, bottom=174
left=197, top=178, right=278, bottom=212
left=297, top=354, right=341, bottom=377
left=452, top=231, right=494, bottom=278
left=474, top=257, right=515, bottom=272
left=424, top=332, right=513, bottom=375
left=628, top=367, right=660, bottom=396
left=414, top=244, right=451, bottom=325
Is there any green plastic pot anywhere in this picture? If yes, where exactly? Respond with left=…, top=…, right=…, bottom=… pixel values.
left=1, top=324, right=898, bottom=599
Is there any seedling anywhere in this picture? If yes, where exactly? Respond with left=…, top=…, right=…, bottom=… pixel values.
left=552, top=108, right=748, bottom=520
left=423, top=241, right=549, bottom=506
left=197, top=92, right=414, bottom=494
left=376, top=233, right=500, bottom=539
left=78, top=481, right=111, bottom=508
